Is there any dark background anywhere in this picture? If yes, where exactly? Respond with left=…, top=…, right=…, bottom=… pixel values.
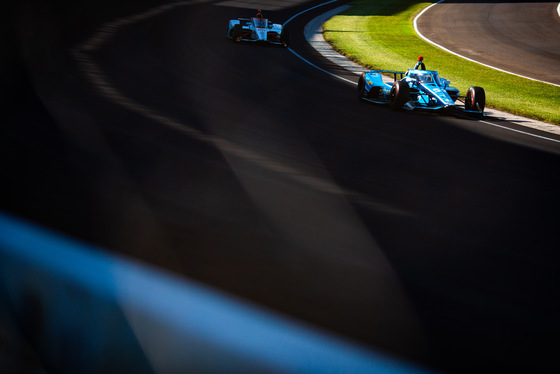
left=2, top=1, right=560, bottom=372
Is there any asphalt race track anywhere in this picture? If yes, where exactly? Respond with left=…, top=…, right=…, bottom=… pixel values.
left=416, top=0, right=560, bottom=85
left=2, top=0, right=560, bottom=372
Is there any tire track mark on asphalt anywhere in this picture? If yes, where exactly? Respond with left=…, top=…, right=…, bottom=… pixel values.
left=71, top=0, right=412, bottom=218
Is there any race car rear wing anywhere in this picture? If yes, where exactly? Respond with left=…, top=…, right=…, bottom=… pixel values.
left=369, top=70, right=406, bottom=81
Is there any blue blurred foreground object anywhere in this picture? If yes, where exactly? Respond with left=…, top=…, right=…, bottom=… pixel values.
left=0, top=212, right=436, bottom=373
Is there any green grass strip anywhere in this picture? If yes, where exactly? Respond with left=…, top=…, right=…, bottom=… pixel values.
left=323, top=0, right=560, bottom=125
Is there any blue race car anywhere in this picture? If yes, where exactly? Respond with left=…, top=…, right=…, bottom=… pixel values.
left=357, top=69, right=485, bottom=116
left=227, top=10, right=289, bottom=47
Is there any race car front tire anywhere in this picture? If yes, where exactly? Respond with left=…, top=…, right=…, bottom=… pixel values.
left=390, top=81, right=410, bottom=111
left=357, top=73, right=366, bottom=101
left=231, top=24, right=242, bottom=42
left=280, top=28, right=290, bottom=48
left=465, top=86, right=485, bottom=112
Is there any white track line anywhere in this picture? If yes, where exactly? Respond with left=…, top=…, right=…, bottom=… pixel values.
left=287, top=47, right=355, bottom=84
left=283, top=0, right=338, bottom=26
left=414, top=0, right=560, bottom=88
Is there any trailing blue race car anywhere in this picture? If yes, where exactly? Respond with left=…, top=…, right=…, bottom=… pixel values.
left=357, top=67, right=485, bottom=116
left=227, top=10, right=289, bottom=47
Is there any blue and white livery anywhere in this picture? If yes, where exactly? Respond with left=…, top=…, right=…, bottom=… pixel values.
left=227, top=14, right=289, bottom=47
left=358, top=69, right=485, bottom=116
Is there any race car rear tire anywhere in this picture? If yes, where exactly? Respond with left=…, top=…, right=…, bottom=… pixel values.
left=465, top=86, right=485, bottom=112
left=357, top=73, right=366, bottom=101
left=390, top=81, right=410, bottom=111
left=231, top=24, right=242, bottom=42
left=280, top=28, right=290, bottom=48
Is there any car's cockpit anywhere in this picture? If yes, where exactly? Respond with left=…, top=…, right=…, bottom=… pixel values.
left=405, top=70, right=442, bottom=86
left=252, top=18, right=268, bottom=28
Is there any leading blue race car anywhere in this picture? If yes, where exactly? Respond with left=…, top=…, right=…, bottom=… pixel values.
left=357, top=68, right=486, bottom=116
